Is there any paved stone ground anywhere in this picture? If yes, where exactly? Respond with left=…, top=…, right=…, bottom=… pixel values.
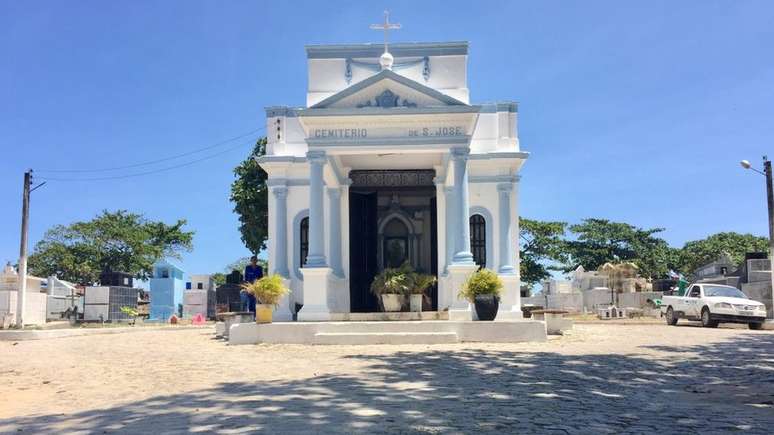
left=0, top=323, right=772, bottom=434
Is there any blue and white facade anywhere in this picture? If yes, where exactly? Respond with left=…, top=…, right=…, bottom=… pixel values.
left=258, top=41, right=528, bottom=321
left=149, top=260, right=185, bottom=320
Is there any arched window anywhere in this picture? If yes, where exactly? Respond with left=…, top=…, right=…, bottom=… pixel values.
left=470, top=214, right=486, bottom=268
left=299, top=217, right=309, bottom=267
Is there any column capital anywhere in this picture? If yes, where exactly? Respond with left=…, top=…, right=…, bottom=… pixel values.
left=450, top=147, right=471, bottom=160
left=497, top=182, right=514, bottom=193
left=266, top=178, right=288, bottom=187
left=326, top=187, right=342, bottom=199
left=306, top=150, right=327, bottom=164
left=272, top=186, right=288, bottom=198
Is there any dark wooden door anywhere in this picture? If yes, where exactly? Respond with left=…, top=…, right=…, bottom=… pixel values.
left=349, top=191, right=379, bottom=312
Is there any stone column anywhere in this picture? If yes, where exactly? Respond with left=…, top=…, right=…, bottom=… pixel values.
left=444, top=186, right=455, bottom=273
left=305, top=150, right=327, bottom=268
left=451, top=147, right=474, bottom=265
left=447, top=147, right=477, bottom=320
left=327, top=187, right=343, bottom=277
left=272, top=186, right=290, bottom=277
left=298, top=150, right=333, bottom=321
left=497, top=177, right=523, bottom=320
left=497, top=182, right=516, bottom=274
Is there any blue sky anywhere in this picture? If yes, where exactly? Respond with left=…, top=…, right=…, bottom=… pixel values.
left=2, top=1, right=774, bottom=279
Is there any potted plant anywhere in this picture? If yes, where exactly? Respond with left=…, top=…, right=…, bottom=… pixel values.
left=459, top=268, right=503, bottom=321
left=120, top=306, right=139, bottom=326
left=370, top=267, right=409, bottom=312
left=241, top=274, right=291, bottom=323
left=407, top=273, right=436, bottom=312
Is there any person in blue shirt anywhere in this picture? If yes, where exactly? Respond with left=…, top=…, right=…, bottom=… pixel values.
left=241, top=256, right=264, bottom=316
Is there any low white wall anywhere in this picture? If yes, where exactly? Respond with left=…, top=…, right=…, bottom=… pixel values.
left=0, top=290, right=47, bottom=326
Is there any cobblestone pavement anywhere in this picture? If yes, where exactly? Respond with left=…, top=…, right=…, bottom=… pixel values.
left=1, top=324, right=773, bottom=434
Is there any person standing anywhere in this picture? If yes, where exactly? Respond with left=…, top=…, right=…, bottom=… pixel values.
left=242, top=256, right=264, bottom=316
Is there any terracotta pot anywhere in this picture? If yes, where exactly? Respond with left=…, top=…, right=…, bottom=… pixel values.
left=474, top=295, right=500, bottom=321
left=381, top=294, right=404, bottom=312
left=256, top=304, right=273, bottom=324
left=409, top=294, right=423, bottom=312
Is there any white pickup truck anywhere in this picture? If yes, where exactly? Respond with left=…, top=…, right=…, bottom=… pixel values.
left=662, top=283, right=767, bottom=330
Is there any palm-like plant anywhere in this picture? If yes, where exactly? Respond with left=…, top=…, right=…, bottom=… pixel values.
left=241, top=274, right=290, bottom=306
left=407, top=273, right=436, bottom=295
left=370, top=267, right=410, bottom=296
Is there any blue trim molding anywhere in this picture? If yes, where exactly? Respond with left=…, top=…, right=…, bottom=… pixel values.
left=305, top=41, right=469, bottom=59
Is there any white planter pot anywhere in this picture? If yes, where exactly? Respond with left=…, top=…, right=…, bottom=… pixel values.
left=381, top=294, right=404, bottom=312
left=410, top=294, right=423, bottom=312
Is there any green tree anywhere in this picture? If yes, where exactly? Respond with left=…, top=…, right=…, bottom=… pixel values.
left=678, top=232, right=768, bottom=277
left=564, top=218, right=675, bottom=279
left=519, top=218, right=568, bottom=287
left=28, top=210, right=193, bottom=285
left=230, top=137, right=268, bottom=254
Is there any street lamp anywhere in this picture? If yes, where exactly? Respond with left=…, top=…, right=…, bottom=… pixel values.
left=740, top=156, right=774, bottom=320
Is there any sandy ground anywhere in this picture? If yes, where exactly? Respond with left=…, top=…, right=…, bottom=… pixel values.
left=1, top=322, right=772, bottom=433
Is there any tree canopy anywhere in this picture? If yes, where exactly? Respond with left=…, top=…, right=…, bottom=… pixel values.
left=230, top=137, right=268, bottom=254
left=678, top=232, right=768, bottom=277
left=28, top=210, right=193, bottom=285
left=519, top=218, right=568, bottom=286
left=562, top=218, right=676, bottom=279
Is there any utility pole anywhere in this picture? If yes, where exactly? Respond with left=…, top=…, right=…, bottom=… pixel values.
left=16, top=170, right=31, bottom=328
left=764, top=157, right=774, bottom=320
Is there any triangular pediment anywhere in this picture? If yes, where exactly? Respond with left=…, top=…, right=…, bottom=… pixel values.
left=311, top=69, right=467, bottom=109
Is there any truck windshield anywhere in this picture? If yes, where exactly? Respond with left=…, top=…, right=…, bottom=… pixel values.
left=703, top=286, right=747, bottom=299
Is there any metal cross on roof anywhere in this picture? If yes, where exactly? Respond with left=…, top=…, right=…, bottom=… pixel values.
left=370, top=10, right=401, bottom=54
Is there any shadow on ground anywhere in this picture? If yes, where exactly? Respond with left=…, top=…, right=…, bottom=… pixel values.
left=2, top=333, right=773, bottom=434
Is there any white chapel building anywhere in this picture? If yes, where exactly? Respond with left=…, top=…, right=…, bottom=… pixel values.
left=258, top=38, right=528, bottom=321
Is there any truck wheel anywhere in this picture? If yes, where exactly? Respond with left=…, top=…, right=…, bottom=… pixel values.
left=666, top=307, right=678, bottom=325
left=749, top=322, right=763, bottom=330
left=701, top=308, right=718, bottom=328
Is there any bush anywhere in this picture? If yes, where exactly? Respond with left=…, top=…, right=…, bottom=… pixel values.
left=459, top=269, right=503, bottom=302
left=241, top=274, right=290, bottom=306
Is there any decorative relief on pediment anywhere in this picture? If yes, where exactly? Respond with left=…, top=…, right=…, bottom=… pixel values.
left=345, top=56, right=430, bottom=84
left=357, top=90, right=417, bottom=108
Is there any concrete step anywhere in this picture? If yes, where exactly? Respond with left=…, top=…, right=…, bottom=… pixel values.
left=314, top=321, right=457, bottom=334
left=313, top=331, right=459, bottom=345
left=339, top=311, right=449, bottom=321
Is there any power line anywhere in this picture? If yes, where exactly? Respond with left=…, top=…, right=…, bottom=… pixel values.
left=37, top=137, right=259, bottom=182
left=36, top=126, right=265, bottom=173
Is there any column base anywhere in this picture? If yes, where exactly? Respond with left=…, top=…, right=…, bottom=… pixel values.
left=497, top=274, right=523, bottom=320
left=273, top=278, right=294, bottom=322
left=452, top=251, right=475, bottom=265
left=447, top=263, right=479, bottom=321
left=304, top=256, right=328, bottom=269
left=297, top=267, right=332, bottom=322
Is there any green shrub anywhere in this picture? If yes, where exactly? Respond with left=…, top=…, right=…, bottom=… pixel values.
left=120, top=306, right=138, bottom=317
left=241, top=274, right=290, bottom=306
left=459, top=269, right=503, bottom=302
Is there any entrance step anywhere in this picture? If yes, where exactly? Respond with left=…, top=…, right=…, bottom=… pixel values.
left=332, top=311, right=449, bottom=321
left=313, top=331, right=459, bottom=345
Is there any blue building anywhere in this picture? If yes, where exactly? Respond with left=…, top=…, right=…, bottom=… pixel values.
left=149, top=260, right=185, bottom=320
